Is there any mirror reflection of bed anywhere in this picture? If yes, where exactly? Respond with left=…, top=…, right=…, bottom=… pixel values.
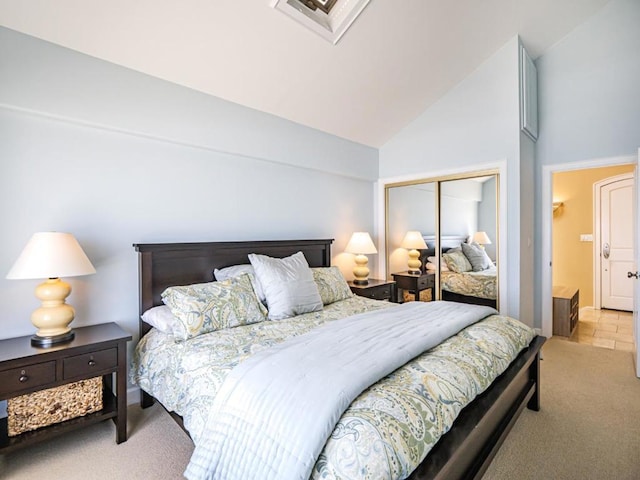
left=425, top=235, right=497, bottom=309
left=386, top=173, right=498, bottom=309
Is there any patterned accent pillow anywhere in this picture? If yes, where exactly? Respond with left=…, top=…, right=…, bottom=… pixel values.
left=312, top=267, right=353, bottom=305
left=443, top=250, right=472, bottom=273
left=213, top=264, right=266, bottom=304
left=161, top=273, right=268, bottom=340
left=461, top=242, right=493, bottom=271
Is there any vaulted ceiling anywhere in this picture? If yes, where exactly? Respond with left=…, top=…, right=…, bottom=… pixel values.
left=0, top=0, right=612, bottom=147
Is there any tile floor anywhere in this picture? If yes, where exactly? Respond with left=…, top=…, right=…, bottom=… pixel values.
left=569, top=308, right=634, bottom=351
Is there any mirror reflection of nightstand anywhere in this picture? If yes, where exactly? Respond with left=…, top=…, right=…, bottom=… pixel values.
left=391, top=271, right=435, bottom=303
left=348, top=279, right=397, bottom=303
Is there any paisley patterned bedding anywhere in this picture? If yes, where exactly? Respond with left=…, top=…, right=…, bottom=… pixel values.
left=131, top=296, right=534, bottom=480
left=441, top=266, right=497, bottom=300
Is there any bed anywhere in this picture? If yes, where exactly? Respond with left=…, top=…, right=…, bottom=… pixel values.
left=132, top=239, right=544, bottom=480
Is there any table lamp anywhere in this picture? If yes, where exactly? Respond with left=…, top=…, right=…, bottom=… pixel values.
left=472, top=231, right=492, bottom=249
left=6, top=232, right=96, bottom=347
left=401, top=231, right=427, bottom=274
left=345, top=232, right=377, bottom=285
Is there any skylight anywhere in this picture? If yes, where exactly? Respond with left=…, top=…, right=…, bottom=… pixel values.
left=269, top=0, right=371, bottom=44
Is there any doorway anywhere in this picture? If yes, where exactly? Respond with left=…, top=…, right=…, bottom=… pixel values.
left=552, top=166, right=635, bottom=315
left=543, top=158, right=637, bottom=352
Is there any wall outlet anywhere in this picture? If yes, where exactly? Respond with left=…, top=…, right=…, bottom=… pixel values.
left=580, top=234, right=593, bottom=242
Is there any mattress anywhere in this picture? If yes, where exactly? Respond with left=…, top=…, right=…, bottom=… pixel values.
left=131, top=296, right=534, bottom=479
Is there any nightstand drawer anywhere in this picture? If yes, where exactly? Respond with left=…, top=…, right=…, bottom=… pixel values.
left=0, top=361, right=56, bottom=397
left=416, top=275, right=434, bottom=290
left=63, top=348, right=117, bottom=379
left=348, top=279, right=397, bottom=303
left=364, top=284, right=392, bottom=301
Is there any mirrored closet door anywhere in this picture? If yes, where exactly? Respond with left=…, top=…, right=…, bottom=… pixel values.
left=386, top=172, right=499, bottom=309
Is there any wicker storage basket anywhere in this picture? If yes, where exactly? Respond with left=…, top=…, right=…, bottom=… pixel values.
left=402, top=288, right=432, bottom=302
left=7, top=376, right=103, bottom=436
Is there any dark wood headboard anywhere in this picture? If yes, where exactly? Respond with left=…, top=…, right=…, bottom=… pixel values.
left=133, top=239, right=334, bottom=338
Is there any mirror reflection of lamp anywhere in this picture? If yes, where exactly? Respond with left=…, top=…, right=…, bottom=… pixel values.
left=345, top=232, right=377, bottom=285
left=472, top=231, right=492, bottom=249
left=401, top=231, right=427, bottom=274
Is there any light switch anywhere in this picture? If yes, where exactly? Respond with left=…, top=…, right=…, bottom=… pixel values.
left=580, top=234, right=593, bottom=242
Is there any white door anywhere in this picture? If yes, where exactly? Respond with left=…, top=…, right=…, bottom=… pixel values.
left=601, top=177, right=634, bottom=311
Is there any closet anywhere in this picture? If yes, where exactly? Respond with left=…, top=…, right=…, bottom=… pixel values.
left=385, top=171, right=499, bottom=308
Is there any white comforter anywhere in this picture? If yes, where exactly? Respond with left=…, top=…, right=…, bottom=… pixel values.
left=184, top=301, right=496, bottom=480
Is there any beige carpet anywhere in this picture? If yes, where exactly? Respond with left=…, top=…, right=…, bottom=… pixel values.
left=0, top=402, right=194, bottom=479
left=1, top=337, right=639, bottom=479
left=483, top=337, right=640, bottom=480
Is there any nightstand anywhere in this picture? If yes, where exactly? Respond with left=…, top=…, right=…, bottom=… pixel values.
left=391, top=271, right=435, bottom=303
left=0, top=322, right=131, bottom=453
left=348, top=279, right=397, bottom=302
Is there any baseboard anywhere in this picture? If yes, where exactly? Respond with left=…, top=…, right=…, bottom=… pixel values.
left=127, top=386, right=141, bottom=405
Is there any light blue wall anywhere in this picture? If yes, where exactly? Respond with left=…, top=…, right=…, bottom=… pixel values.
left=379, top=37, right=529, bottom=323
left=535, top=0, right=640, bottom=168
left=0, top=27, right=379, bottom=345
left=0, top=27, right=378, bottom=181
left=533, top=0, right=640, bottom=324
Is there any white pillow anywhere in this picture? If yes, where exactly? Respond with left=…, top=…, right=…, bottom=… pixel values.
left=141, top=305, right=182, bottom=337
left=426, top=256, right=450, bottom=271
left=214, top=264, right=265, bottom=303
left=248, top=251, right=323, bottom=320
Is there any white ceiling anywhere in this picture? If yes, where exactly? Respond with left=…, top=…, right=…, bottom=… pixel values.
left=0, top=0, right=612, bottom=147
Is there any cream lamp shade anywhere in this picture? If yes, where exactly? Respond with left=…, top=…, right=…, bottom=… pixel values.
left=344, top=232, right=377, bottom=285
left=7, top=232, right=96, bottom=347
left=472, top=231, right=492, bottom=248
left=401, top=231, right=428, bottom=274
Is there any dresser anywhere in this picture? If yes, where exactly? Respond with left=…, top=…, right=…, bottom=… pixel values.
left=552, top=286, right=579, bottom=337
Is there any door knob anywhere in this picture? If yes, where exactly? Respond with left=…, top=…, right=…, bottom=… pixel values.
left=627, top=271, right=639, bottom=279
left=603, top=243, right=610, bottom=259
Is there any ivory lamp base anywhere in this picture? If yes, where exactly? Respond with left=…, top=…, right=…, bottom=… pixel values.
left=352, top=253, right=370, bottom=285
left=30, top=278, right=76, bottom=347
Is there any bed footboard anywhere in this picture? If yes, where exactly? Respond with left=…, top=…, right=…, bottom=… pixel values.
left=409, top=335, right=545, bottom=480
